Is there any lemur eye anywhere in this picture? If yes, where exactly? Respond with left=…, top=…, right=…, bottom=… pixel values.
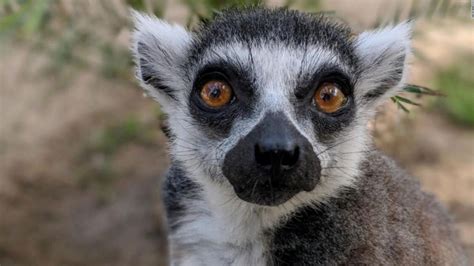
left=314, top=82, right=347, bottom=113
left=199, top=80, right=233, bottom=108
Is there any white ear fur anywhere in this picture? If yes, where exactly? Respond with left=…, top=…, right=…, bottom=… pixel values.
left=354, top=22, right=412, bottom=107
left=131, top=10, right=192, bottom=112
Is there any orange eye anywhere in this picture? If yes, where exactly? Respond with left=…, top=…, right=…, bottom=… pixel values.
left=314, top=82, right=347, bottom=113
left=199, top=80, right=233, bottom=108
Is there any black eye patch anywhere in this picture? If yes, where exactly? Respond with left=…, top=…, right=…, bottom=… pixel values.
left=293, top=65, right=356, bottom=141
left=188, top=61, right=257, bottom=138
left=294, top=65, right=354, bottom=103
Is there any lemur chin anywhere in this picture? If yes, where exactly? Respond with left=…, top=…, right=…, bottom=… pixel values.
left=131, top=7, right=468, bottom=265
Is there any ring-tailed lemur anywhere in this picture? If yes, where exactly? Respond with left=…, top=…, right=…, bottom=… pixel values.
left=131, top=7, right=467, bottom=265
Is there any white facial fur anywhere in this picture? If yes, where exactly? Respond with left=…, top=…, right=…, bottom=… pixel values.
left=132, top=11, right=411, bottom=264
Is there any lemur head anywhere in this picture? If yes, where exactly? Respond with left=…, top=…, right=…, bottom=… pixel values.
left=132, top=8, right=411, bottom=207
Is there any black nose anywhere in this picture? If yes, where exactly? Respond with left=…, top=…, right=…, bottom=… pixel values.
left=222, top=112, right=322, bottom=205
left=255, top=142, right=300, bottom=174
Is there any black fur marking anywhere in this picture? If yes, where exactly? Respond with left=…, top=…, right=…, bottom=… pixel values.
left=186, top=8, right=357, bottom=70
left=163, top=162, right=202, bottom=231
left=159, top=117, right=174, bottom=140
left=137, top=43, right=178, bottom=101
left=188, top=60, right=256, bottom=138
left=361, top=51, right=406, bottom=101
left=293, top=63, right=353, bottom=100
left=307, top=95, right=356, bottom=142
left=293, top=64, right=357, bottom=141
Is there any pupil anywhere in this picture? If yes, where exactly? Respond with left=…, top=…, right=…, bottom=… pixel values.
left=210, top=87, right=221, bottom=98
left=322, top=93, right=332, bottom=102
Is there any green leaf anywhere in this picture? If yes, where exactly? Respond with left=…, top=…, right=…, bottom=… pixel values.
left=394, top=95, right=421, bottom=106
left=403, top=84, right=444, bottom=96
left=395, top=100, right=410, bottom=113
left=23, top=0, right=51, bottom=35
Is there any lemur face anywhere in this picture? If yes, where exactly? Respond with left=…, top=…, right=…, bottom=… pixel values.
left=133, top=8, right=411, bottom=206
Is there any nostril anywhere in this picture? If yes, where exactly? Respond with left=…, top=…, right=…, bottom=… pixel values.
left=281, top=146, right=299, bottom=168
left=255, top=144, right=273, bottom=166
left=254, top=144, right=300, bottom=169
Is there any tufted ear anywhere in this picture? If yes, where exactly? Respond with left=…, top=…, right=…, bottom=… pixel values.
left=354, top=22, right=412, bottom=108
left=131, top=10, right=192, bottom=112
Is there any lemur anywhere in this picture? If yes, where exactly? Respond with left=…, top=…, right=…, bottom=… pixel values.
left=131, top=7, right=467, bottom=265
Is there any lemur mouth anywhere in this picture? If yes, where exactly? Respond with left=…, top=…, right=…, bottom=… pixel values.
left=222, top=112, right=321, bottom=206
left=232, top=177, right=317, bottom=206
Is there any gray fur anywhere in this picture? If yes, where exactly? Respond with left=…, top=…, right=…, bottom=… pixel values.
left=162, top=150, right=467, bottom=265
left=269, top=150, right=467, bottom=265
left=131, top=7, right=468, bottom=265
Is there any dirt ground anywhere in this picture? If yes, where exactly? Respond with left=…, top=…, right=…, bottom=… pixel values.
left=1, top=9, right=473, bottom=266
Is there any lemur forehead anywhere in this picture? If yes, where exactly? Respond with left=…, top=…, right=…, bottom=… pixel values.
left=187, top=8, right=357, bottom=69
left=194, top=43, right=353, bottom=86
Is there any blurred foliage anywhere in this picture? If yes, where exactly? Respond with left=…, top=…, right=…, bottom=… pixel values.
left=183, top=0, right=262, bottom=25
left=91, top=117, right=154, bottom=156
left=0, top=0, right=51, bottom=38
left=77, top=117, right=157, bottom=199
left=371, top=0, right=468, bottom=27
left=435, top=56, right=474, bottom=127
left=127, top=0, right=166, bottom=16
left=0, top=0, right=138, bottom=83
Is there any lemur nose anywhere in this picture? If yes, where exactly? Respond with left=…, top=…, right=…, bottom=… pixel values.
left=254, top=142, right=300, bottom=173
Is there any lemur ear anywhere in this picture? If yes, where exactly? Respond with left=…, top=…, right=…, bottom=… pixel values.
left=131, top=11, right=192, bottom=110
left=354, top=22, right=412, bottom=107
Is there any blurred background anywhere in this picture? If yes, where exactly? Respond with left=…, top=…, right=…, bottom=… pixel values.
left=0, top=0, right=472, bottom=265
